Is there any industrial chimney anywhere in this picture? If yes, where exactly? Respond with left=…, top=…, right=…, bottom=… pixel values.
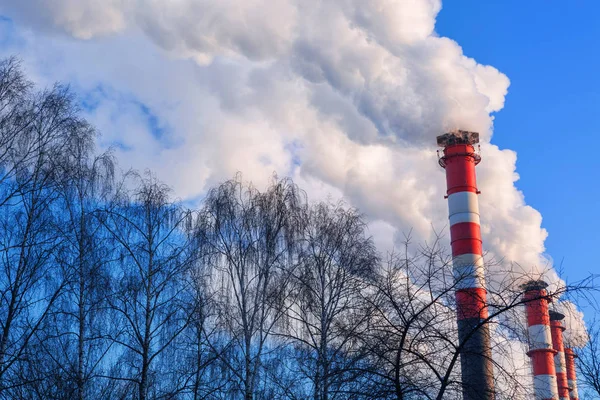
left=437, top=130, right=495, bottom=400
left=522, top=280, right=559, bottom=400
left=549, top=310, right=569, bottom=400
left=564, top=348, right=579, bottom=400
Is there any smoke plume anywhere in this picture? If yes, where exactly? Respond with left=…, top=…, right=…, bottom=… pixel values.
left=0, top=0, right=581, bottom=326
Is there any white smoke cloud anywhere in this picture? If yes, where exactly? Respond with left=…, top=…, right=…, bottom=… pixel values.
left=0, top=0, right=584, bottom=333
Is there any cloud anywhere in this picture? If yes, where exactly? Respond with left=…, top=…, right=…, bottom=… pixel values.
left=1, top=0, right=128, bottom=39
left=0, top=0, right=560, bottom=285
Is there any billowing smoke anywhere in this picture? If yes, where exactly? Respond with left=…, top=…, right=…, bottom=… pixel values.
left=0, top=0, right=584, bottom=340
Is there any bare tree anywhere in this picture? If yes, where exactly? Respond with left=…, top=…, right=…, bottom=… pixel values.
left=0, top=57, right=33, bottom=205
left=201, top=175, right=304, bottom=400
left=178, top=267, right=221, bottom=399
left=164, top=225, right=225, bottom=400
left=577, top=318, right=600, bottom=397
left=34, top=125, right=115, bottom=399
left=360, top=236, right=461, bottom=400
left=0, top=66, right=90, bottom=396
left=280, top=201, right=378, bottom=400
left=99, top=173, right=195, bottom=400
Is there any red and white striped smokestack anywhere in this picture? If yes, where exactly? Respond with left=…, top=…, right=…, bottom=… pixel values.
left=564, top=348, right=579, bottom=400
left=522, top=280, right=559, bottom=400
left=437, top=130, right=494, bottom=400
left=549, top=311, right=569, bottom=400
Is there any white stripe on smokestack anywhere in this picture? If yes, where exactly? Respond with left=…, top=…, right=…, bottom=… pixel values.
left=567, top=380, right=578, bottom=400
left=447, top=191, right=481, bottom=225
left=453, top=254, right=485, bottom=289
left=533, top=375, right=560, bottom=400
left=554, top=352, right=566, bottom=374
left=528, top=324, right=554, bottom=350
left=522, top=280, right=559, bottom=400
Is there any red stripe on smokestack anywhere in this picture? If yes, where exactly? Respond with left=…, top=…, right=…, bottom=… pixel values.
left=549, top=311, right=569, bottom=400
left=564, top=348, right=579, bottom=400
left=450, top=222, right=483, bottom=257
left=456, top=288, right=488, bottom=320
left=443, top=143, right=478, bottom=194
left=451, top=239, right=483, bottom=258
left=522, top=281, right=559, bottom=400
left=437, top=130, right=494, bottom=400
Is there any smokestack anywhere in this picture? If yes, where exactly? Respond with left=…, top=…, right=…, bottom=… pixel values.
left=549, top=311, right=569, bottom=400
left=522, top=280, right=559, bottom=400
left=437, top=130, right=495, bottom=400
left=564, top=348, right=579, bottom=400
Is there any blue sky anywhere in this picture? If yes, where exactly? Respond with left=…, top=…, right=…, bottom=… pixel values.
left=438, top=1, right=600, bottom=285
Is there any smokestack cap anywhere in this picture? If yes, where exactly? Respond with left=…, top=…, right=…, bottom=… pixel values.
left=520, top=279, right=549, bottom=292
left=549, top=310, right=565, bottom=321
left=436, top=130, right=480, bottom=147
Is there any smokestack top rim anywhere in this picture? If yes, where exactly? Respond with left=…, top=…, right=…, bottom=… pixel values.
left=564, top=347, right=578, bottom=357
left=549, top=310, right=566, bottom=321
left=436, top=130, right=480, bottom=148
left=520, top=279, right=549, bottom=292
